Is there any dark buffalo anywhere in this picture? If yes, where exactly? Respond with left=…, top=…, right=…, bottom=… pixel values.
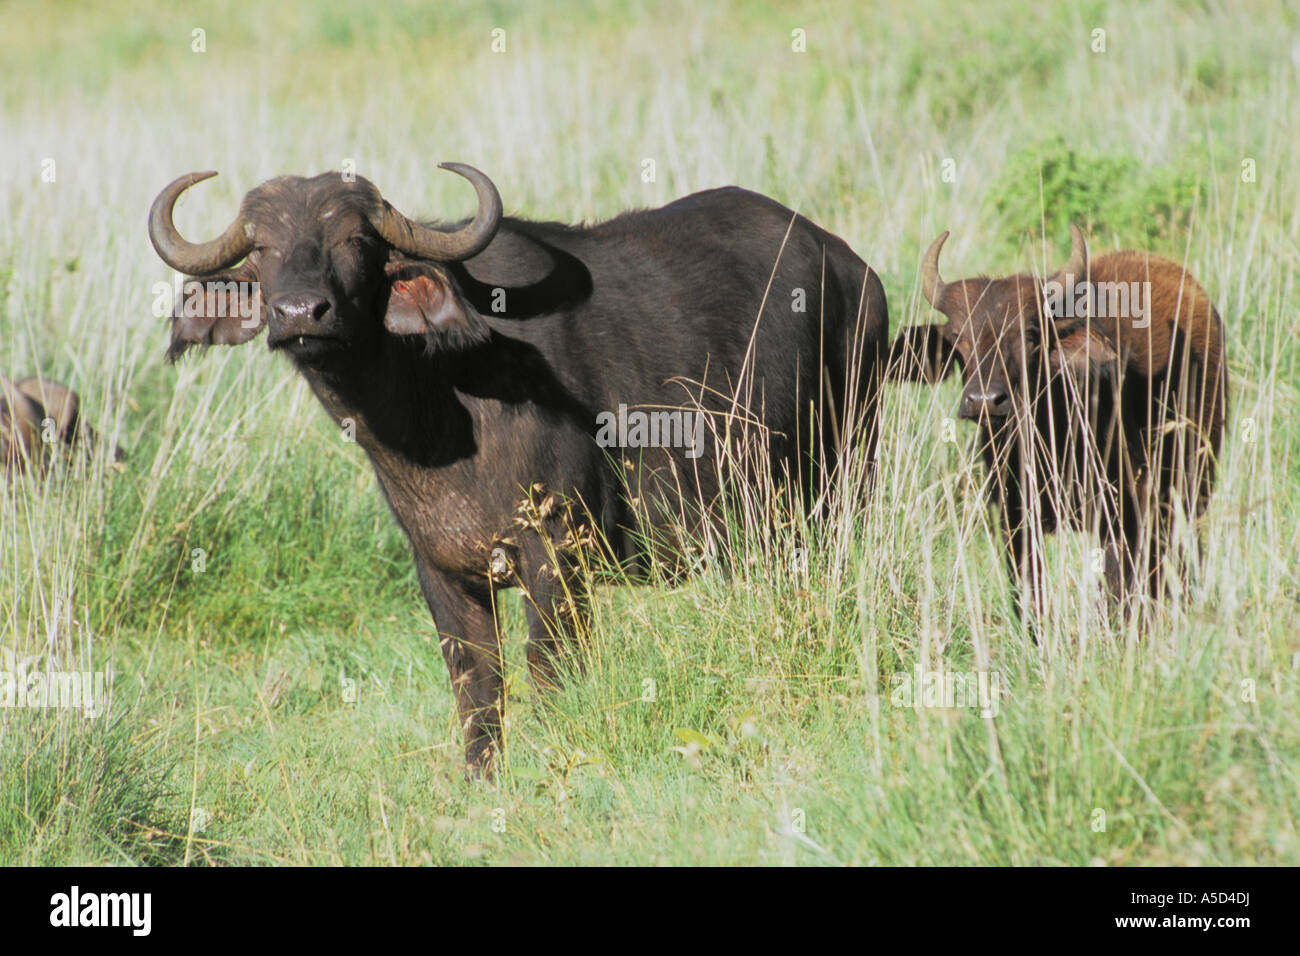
left=889, top=225, right=1226, bottom=620
left=148, top=164, right=888, bottom=772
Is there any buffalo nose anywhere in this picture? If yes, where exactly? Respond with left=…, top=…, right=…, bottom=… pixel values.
left=271, top=292, right=330, bottom=324
left=959, top=387, right=1012, bottom=420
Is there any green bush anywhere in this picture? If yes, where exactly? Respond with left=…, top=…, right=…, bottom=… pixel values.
left=988, top=135, right=1200, bottom=260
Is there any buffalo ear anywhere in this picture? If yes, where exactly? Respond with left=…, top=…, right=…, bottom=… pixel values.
left=888, top=323, right=959, bottom=383
left=1051, top=327, right=1120, bottom=381
left=384, top=263, right=489, bottom=350
left=168, top=265, right=264, bottom=361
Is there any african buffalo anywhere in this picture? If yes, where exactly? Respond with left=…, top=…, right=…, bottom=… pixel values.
left=889, top=225, right=1226, bottom=620
left=1, top=375, right=109, bottom=473
left=148, top=164, right=888, bottom=772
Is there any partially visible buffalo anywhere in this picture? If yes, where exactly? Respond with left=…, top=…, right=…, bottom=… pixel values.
left=1, top=375, right=109, bottom=473
left=889, top=225, right=1226, bottom=619
left=148, top=163, right=888, bottom=773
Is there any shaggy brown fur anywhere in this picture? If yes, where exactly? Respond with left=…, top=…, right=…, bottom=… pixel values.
left=890, top=227, right=1226, bottom=620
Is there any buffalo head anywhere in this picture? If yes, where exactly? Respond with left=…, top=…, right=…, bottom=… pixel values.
left=889, top=224, right=1119, bottom=428
left=148, top=164, right=503, bottom=365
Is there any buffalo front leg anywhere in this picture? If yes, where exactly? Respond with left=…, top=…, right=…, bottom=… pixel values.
left=415, top=557, right=504, bottom=776
left=1002, top=503, right=1045, bottom=631
left=1004, top=527, right=1034, bottom=627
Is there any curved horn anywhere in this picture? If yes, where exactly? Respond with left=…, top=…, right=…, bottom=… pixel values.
left=920, top=231, right=950, bottom=309
left=1061, top=222, right=1088, bottom=282
left=148, top=171, right=253, bottom=275
left=373, top=162, right=502, bottom=262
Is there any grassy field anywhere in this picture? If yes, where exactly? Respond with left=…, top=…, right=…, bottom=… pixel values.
left=1, top=0, right=1297, bottom=865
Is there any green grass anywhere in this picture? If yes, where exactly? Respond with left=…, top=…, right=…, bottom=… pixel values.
left=1, top=0, right=1297, bottom=865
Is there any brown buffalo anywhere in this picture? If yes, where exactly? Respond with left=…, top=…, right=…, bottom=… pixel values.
left=890, top=225, right=1226, bottom=619
left=0, top=375, right=110, bottom=474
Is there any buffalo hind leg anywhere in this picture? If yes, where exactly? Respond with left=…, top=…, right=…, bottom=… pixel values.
left=519, top=549, right=591, bottom=694
left=1101, top=526, right=1167, bottom=628
left=1002, top=508, right=1045, bottom=637
left=415, top=557, right=504, bottom=777
left=1100, top=527, right=1148, bottom=625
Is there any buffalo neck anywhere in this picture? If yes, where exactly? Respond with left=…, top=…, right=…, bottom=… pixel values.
left=294, top=337, right=478, bottom=472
